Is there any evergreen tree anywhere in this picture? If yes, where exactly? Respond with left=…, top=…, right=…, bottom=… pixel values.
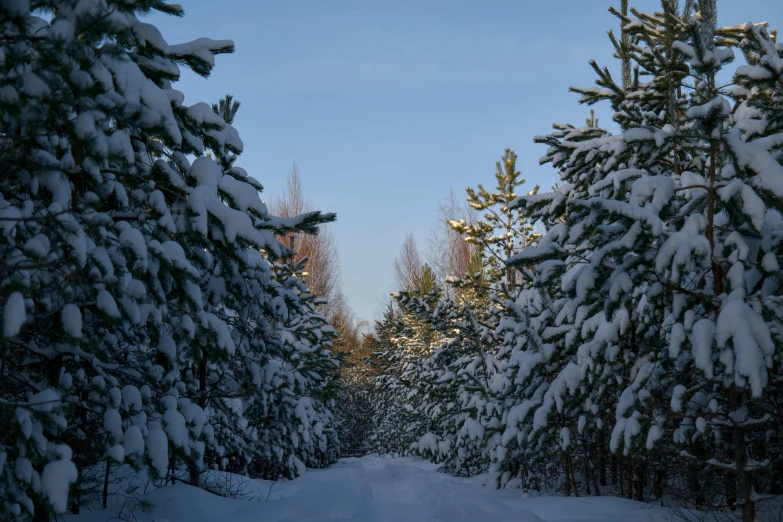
left=367, top=306, right=421, bottom=455
left=365, top=5, right=783, bottom=521
left=0, top=2, right=338, bottom=519
left=212, top=95, right=241, bottom=126
left=449, top=149, right=538, bottom=295
left=503, top=5, right=783, bottom=519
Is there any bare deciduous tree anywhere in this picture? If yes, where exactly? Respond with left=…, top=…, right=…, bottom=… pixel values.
left=427, top=188, right=476, bottom=292
left=329, top=297, right=368, bottom=358
left=270, top=164, right=342, bottom=318
left=270, top=165, right=370, bottom=361
left=392, top=233, right=422, bottom=291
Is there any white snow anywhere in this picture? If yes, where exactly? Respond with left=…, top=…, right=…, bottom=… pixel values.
left=104, top=408, right=123, bottom=441
left=146, top=428, right=169, bottom=477
left=107, top=444, right=125, bottom=463
left=169, top=38, right=234, bottom=68
left=67, top=456, right=680, bottom=522
left=462, top=418, right=485, bottom=442
left=96, top=290, right=121, bottom=318
left=761, top=252, right=779, bottom=272
left=646, top=425, right=663, bottom=450
left=4, top=292, right=26, bottom=337
left=691, top=319, right=715, bottom=379
left=671, top=384, right=687, bottom=413
left=669, top=322, right=685, bottom=358
left=418, top=433, right=438, bottom=454
left=163, top=407, right=188, bottom=449
left=61, top=304, right=82, bottom=338
left=123, top=426, right=144, bottom=457
left=30, top=388, right=60, bottom=411
left=717, top=300, right=775, bottom=397
left=121, top=385, right=142, bottom=413
left=42, top=446, right=78, bottom=514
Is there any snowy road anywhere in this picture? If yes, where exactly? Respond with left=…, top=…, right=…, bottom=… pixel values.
left=71, top=456, right=675, bottom=522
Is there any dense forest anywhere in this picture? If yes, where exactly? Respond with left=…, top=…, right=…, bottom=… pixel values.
left=353, top=2, right=783, bottom=521
left=0, top=0, right=356, bottom=519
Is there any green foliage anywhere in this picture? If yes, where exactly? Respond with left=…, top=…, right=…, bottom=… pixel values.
left=212, top=94, right=242, bottom=125
left=413, top=264, right=440, bottom=297
left=367, top=5, right=783, bottom=521
left=449, top=149, right=539, bottom=295
left=0, top=2, right=339, bottom=519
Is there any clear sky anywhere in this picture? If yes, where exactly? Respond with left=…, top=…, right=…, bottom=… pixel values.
left=147, top=1, right=783, bottom=323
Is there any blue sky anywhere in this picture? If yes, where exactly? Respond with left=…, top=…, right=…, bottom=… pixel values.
left=148, top=1, right=783, bottom=323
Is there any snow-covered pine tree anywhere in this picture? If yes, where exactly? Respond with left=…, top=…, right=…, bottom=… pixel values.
left=334, top=355, right=374, bottom=456
left=585, top=7, right=783, bottom=518
left=370, top=150, right=544, bottom=478
left=734, top=20, right=783, bottom=499
left=174, top=94, right=338, bottom=482
left=394, top=289, right=505, bottom=476
left=487, top=282, right=560, bottom=492
left=367, top=305, right=421, bottom=455
left=490, top=0, right=696, bottom=499
left=376, top=150, right=541, bottom=477
left=238, top=256, right=340, bottom=479
left=366, top=266, right=444, bottom=457
left=0, top=2, right=236, bottom=517
left=0, top=1, right=336, bottom=519
left=652, top=13, right=783, bottom=520
left=501, top=3, right=783, bottom=518
left=449, top=149, right=539, bottom=296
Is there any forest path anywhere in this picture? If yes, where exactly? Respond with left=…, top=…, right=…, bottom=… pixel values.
left=70, top=456, right=675, bottom=522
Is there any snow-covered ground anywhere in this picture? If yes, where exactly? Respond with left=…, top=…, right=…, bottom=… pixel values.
left=68, top=456, right=681, bottom=522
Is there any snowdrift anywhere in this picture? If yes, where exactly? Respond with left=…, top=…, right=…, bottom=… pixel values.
left=67, top=456, right=683, bottom=522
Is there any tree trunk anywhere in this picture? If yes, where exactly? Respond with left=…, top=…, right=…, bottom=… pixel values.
left=626, top=456, right=633, bottom=500
left=588, top=454, right=602, bottom=496
left=33, top=501, right=49, bottom=522
left=568, top=450, right=580, bottom=497
left=706, top=145, right=724, bottom=297
left=198, top=352, right=208, bottom=409
left=563, top=450, right=580, bottom=497
left=599, top=428, right=607, bottom=486
left=634, top=463, right=644, bottom=501
left=612, top=454, right=618, bottom=485
left=190, top=465, right=200, bottom=487
left=191, top=352, right=209, bottom=487
left=687, top=462, right=702, bottom=506
left=771, top=462, right=783, bottom=495
left=653, top=467, right=664, bottom=499
left=583, top=438, right=601, bottom=496
left=741, top=501, right=755, bottom=522
left=169, top=454, right=177, bottom=485
left=705, top=59, right=722, bottom=299
left=583, top=444, right=591, bottom=495
left=103, top=459, right=111, bottom=508
left=729, top=386, right=755, bottom=522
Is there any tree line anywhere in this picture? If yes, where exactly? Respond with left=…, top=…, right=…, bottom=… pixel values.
left=0, top=2, right=362, bottom=520
left=355, top=2, right=783, bottom=521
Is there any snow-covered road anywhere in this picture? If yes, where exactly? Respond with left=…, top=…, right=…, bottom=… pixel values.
left=71, top=456, right=675, bottom=522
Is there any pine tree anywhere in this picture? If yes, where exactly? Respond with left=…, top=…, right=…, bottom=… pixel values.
left=362, top=4, right=783, bottom=519
left=503, top=4, right=783, bottom=518
left=212, top=95, right=241, bottom=125
left=0, top=2, right=337, bottom=519
left=367, top=306, right=423, bottom=455
left=449, top=149, right=539, bottom=295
